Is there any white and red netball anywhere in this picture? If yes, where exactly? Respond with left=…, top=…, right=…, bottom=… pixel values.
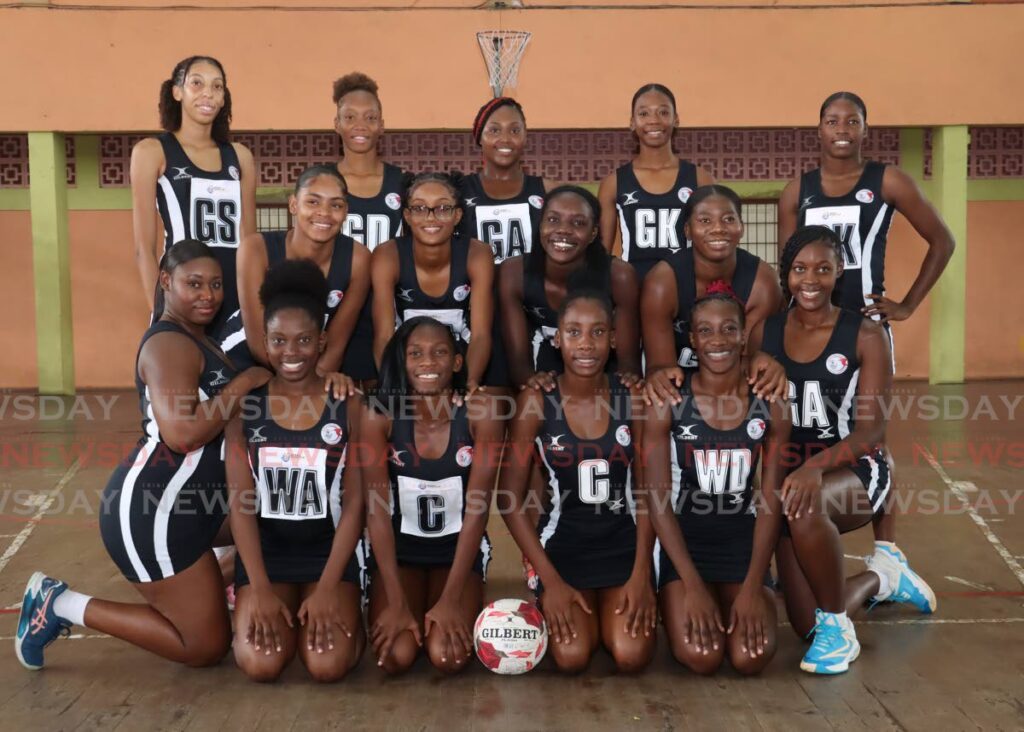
left=473, top=599, right=547, bottom=675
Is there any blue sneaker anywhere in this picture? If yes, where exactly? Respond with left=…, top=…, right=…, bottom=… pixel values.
left=15, top=572, right=72, bottom=670
left=868, top=550, right=937, bottom=614
left=800, top=610, right=860, bottom=675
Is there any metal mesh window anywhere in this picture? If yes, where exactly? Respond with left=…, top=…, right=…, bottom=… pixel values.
left=256, top=205, right=291, bottom=232
left=739, top=199, right=778, bottom=267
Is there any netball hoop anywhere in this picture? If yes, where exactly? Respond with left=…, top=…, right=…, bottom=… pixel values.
left=476, top=30, right=532, bottom=98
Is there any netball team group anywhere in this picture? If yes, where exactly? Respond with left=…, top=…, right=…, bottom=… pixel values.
left=15, top=55, right=955, bottom=681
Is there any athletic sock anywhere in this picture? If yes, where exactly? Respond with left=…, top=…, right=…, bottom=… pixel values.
left=53, top=589, right=92, bottom=626
left=868, top=562, right=893, bottom=600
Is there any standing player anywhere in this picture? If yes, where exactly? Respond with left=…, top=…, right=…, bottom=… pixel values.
left=370, top=173, right=495, bottom=394
left=361, top=317, right=505, bottom=674
left=642, top=185, right=786, bottom=404
left=461, top=97, right=555, bottom=263
left=16, top=240, right=270, bottom=670
left=334, top=72, right=405, bottom=252
left=227, top=260, right=365, bottom=683
left=597, top=83, right=715, bottom=281
left=644, top=285, right=790, bottom=676
left=460, top=97, right=556, bottom=388
left=334, top=72, right=405, bottom=385
left=222, top=165, right=371, bottom=384
left=499, top=185, right=641, bottom=389
left=500, top=291, right=658, bottom=674
left=132, top=56, right=256, bottom=334
left=777, top=91, right=955, bottom=581
left=749, top=227, right=935, bottom=674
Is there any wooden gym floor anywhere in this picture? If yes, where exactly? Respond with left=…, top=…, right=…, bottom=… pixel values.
left=0, top=381, right=1021, bottom=731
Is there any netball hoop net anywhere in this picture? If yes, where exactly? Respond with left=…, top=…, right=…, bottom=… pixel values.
left=476, top=30, right=532, bottom=98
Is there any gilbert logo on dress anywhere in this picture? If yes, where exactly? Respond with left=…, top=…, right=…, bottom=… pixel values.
left=621, top=191, right=640, bottom=206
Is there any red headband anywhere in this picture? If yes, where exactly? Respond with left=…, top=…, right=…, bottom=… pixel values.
left=473, top=97, right=516, bottom=145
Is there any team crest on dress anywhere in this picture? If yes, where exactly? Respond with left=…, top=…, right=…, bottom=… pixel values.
left=615, top=425, right=632, bottom=446
left=855, top=189, right=874, bottom=204
left=826, top=353, right=849, bottom=375
left=454, top=285, right=471, bottom=302
left=528, top=195, right=544, bottom=209
left=747, top=418, right=766, bottom=440
left=229, top=165, right=240, bottom=181
left=385, top=192, right=402, bottom=211
left=456, top=445, right=474, bottom=467
left=327, top=289, right=344, bottom=308
left=321, top=423, right=343, bottom=445
left=678, top=187, right=694, bottom=203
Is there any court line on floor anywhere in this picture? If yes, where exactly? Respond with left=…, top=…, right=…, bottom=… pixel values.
left=1, top=617, right=1021, bottom=642
left=0, top=456, right=83, bottom=577
left=919, top=447, right=1024, bottom=589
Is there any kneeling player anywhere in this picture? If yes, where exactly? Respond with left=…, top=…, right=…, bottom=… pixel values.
left=644, top=284, right=790, bottom=676
left=226, top=260, right=365, bottom=683
left=750, top=227, right=935, bottom=675
left=362, top=317, right=506, bottom=674
left=501, top=290, right=657, bottom=674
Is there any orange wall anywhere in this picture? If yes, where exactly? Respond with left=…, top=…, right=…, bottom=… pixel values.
left=0, top=212, right=38, bottom=389
left=964, top=202, right=1024, bottom=379
left=1, top=5, right=1023, bottom=131
left=68, top=212, right=152, bottom=389
left=0, top=199, right=1015, bottom=389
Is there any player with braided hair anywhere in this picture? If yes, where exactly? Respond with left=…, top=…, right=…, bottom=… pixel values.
left=132, top=56, right=256, bottom=336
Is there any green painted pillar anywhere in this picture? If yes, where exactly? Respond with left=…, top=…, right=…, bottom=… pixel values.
left=28, top=132, right=75, bottom=395
left=899, top=128, right=926, bottom=189
left=929, top=125, right=968, bottom=385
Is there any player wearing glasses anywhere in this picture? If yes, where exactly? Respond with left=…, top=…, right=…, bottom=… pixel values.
left=370, top=173, right=496, bottom=395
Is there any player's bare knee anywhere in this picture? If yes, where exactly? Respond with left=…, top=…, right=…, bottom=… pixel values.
left=184, top=636, right=230, bottom=668
left=551, top=640, right=592, bottom=674
left=668, top=637, right=723, bottom=675
left=728, top=642, right=773, bottom=676
left=236, top=651, right=288, bottom=682
left=380, top=635, right=419, bottom=675
left=607, top=635, right=654, bottom=674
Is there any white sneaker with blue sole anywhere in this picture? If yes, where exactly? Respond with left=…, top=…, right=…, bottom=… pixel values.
left=800, top=609, right=860, bottom=675
left=868, top=549, right=937, bottom=614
